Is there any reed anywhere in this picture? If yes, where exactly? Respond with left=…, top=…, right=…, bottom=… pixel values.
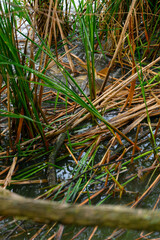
left=0, top=0, right=160, bottom=239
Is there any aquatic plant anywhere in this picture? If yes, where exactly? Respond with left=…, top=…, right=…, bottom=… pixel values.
left=0, top=0, right=160, bottom=239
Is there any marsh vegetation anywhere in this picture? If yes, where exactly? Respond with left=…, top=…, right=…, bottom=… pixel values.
left=0, top=0, right=160, bottom=238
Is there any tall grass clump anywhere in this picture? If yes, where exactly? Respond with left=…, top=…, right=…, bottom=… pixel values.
left=0, top=0, right=122, bottom=149
left=71, top=0, right=99, bottom=100
left=97, top=0, right=160, bottom=57
left=0, top=0, right=47, bottom=147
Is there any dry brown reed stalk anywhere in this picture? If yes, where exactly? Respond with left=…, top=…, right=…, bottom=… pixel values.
left=53, top=0, right=59, bottom=61
left=88, top=226, right=98, bottom=240
left=124, top=12, right=136, bottom=108
left=69, top=131, right=107, bottom=149
left=98, top=57, right=160, bottom=106
left=15, top=108, right=24, bottom=146
left=3, top=156, right=17, bottom=189
left=67, top=90, right=158, bottom=150
left=49, top=91, right=74, bottom=105
left=0, top=179, right=47, bottom=185
left=55, top=11, right=76, bottom=73
left=29, top=224, right=47, bottom=240
left=131, top=123, right=141, bottom=163
left=99, top=0, right=137, bottom=94
left=0, top=150, right=13, bottom=157
left=88, top=135, right=102, bottom=158
left=18, top=56, right=159, bottom=150
left=132, top=173, right=160, bottom=209
left=45, top=45, right=78, bottom=72
left=154, top=118, right=160, bottom=138
left=102, top=99, right=157, bottom=134
left=103, top=140, right=113, bottom=186
left=67, top=59, right=159, bottom=135
left=80, top=187, right=107, bottom=206
left=33, top=0, right=76, bottom=76
left=65, top=144, right=78, bottom=165
left=38, top=0, right=53, bottom=107
left=0, top=167, right=10, bottom=176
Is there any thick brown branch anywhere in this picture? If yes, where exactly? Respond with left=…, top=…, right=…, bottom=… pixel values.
left=0, top=188, right=160, bottom=232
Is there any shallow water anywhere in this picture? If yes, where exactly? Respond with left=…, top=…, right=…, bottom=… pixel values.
left=1, top=122, right=160, bottom=239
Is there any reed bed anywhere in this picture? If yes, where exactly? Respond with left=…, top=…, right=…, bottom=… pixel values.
left=0, top=0, right=160, bottom=238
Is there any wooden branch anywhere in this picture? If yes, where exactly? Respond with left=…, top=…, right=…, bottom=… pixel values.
left=0, top=187, right=160, bottom=232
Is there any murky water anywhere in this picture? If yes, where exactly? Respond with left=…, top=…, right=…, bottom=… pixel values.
left=1, top=119, right=160, bottom=239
